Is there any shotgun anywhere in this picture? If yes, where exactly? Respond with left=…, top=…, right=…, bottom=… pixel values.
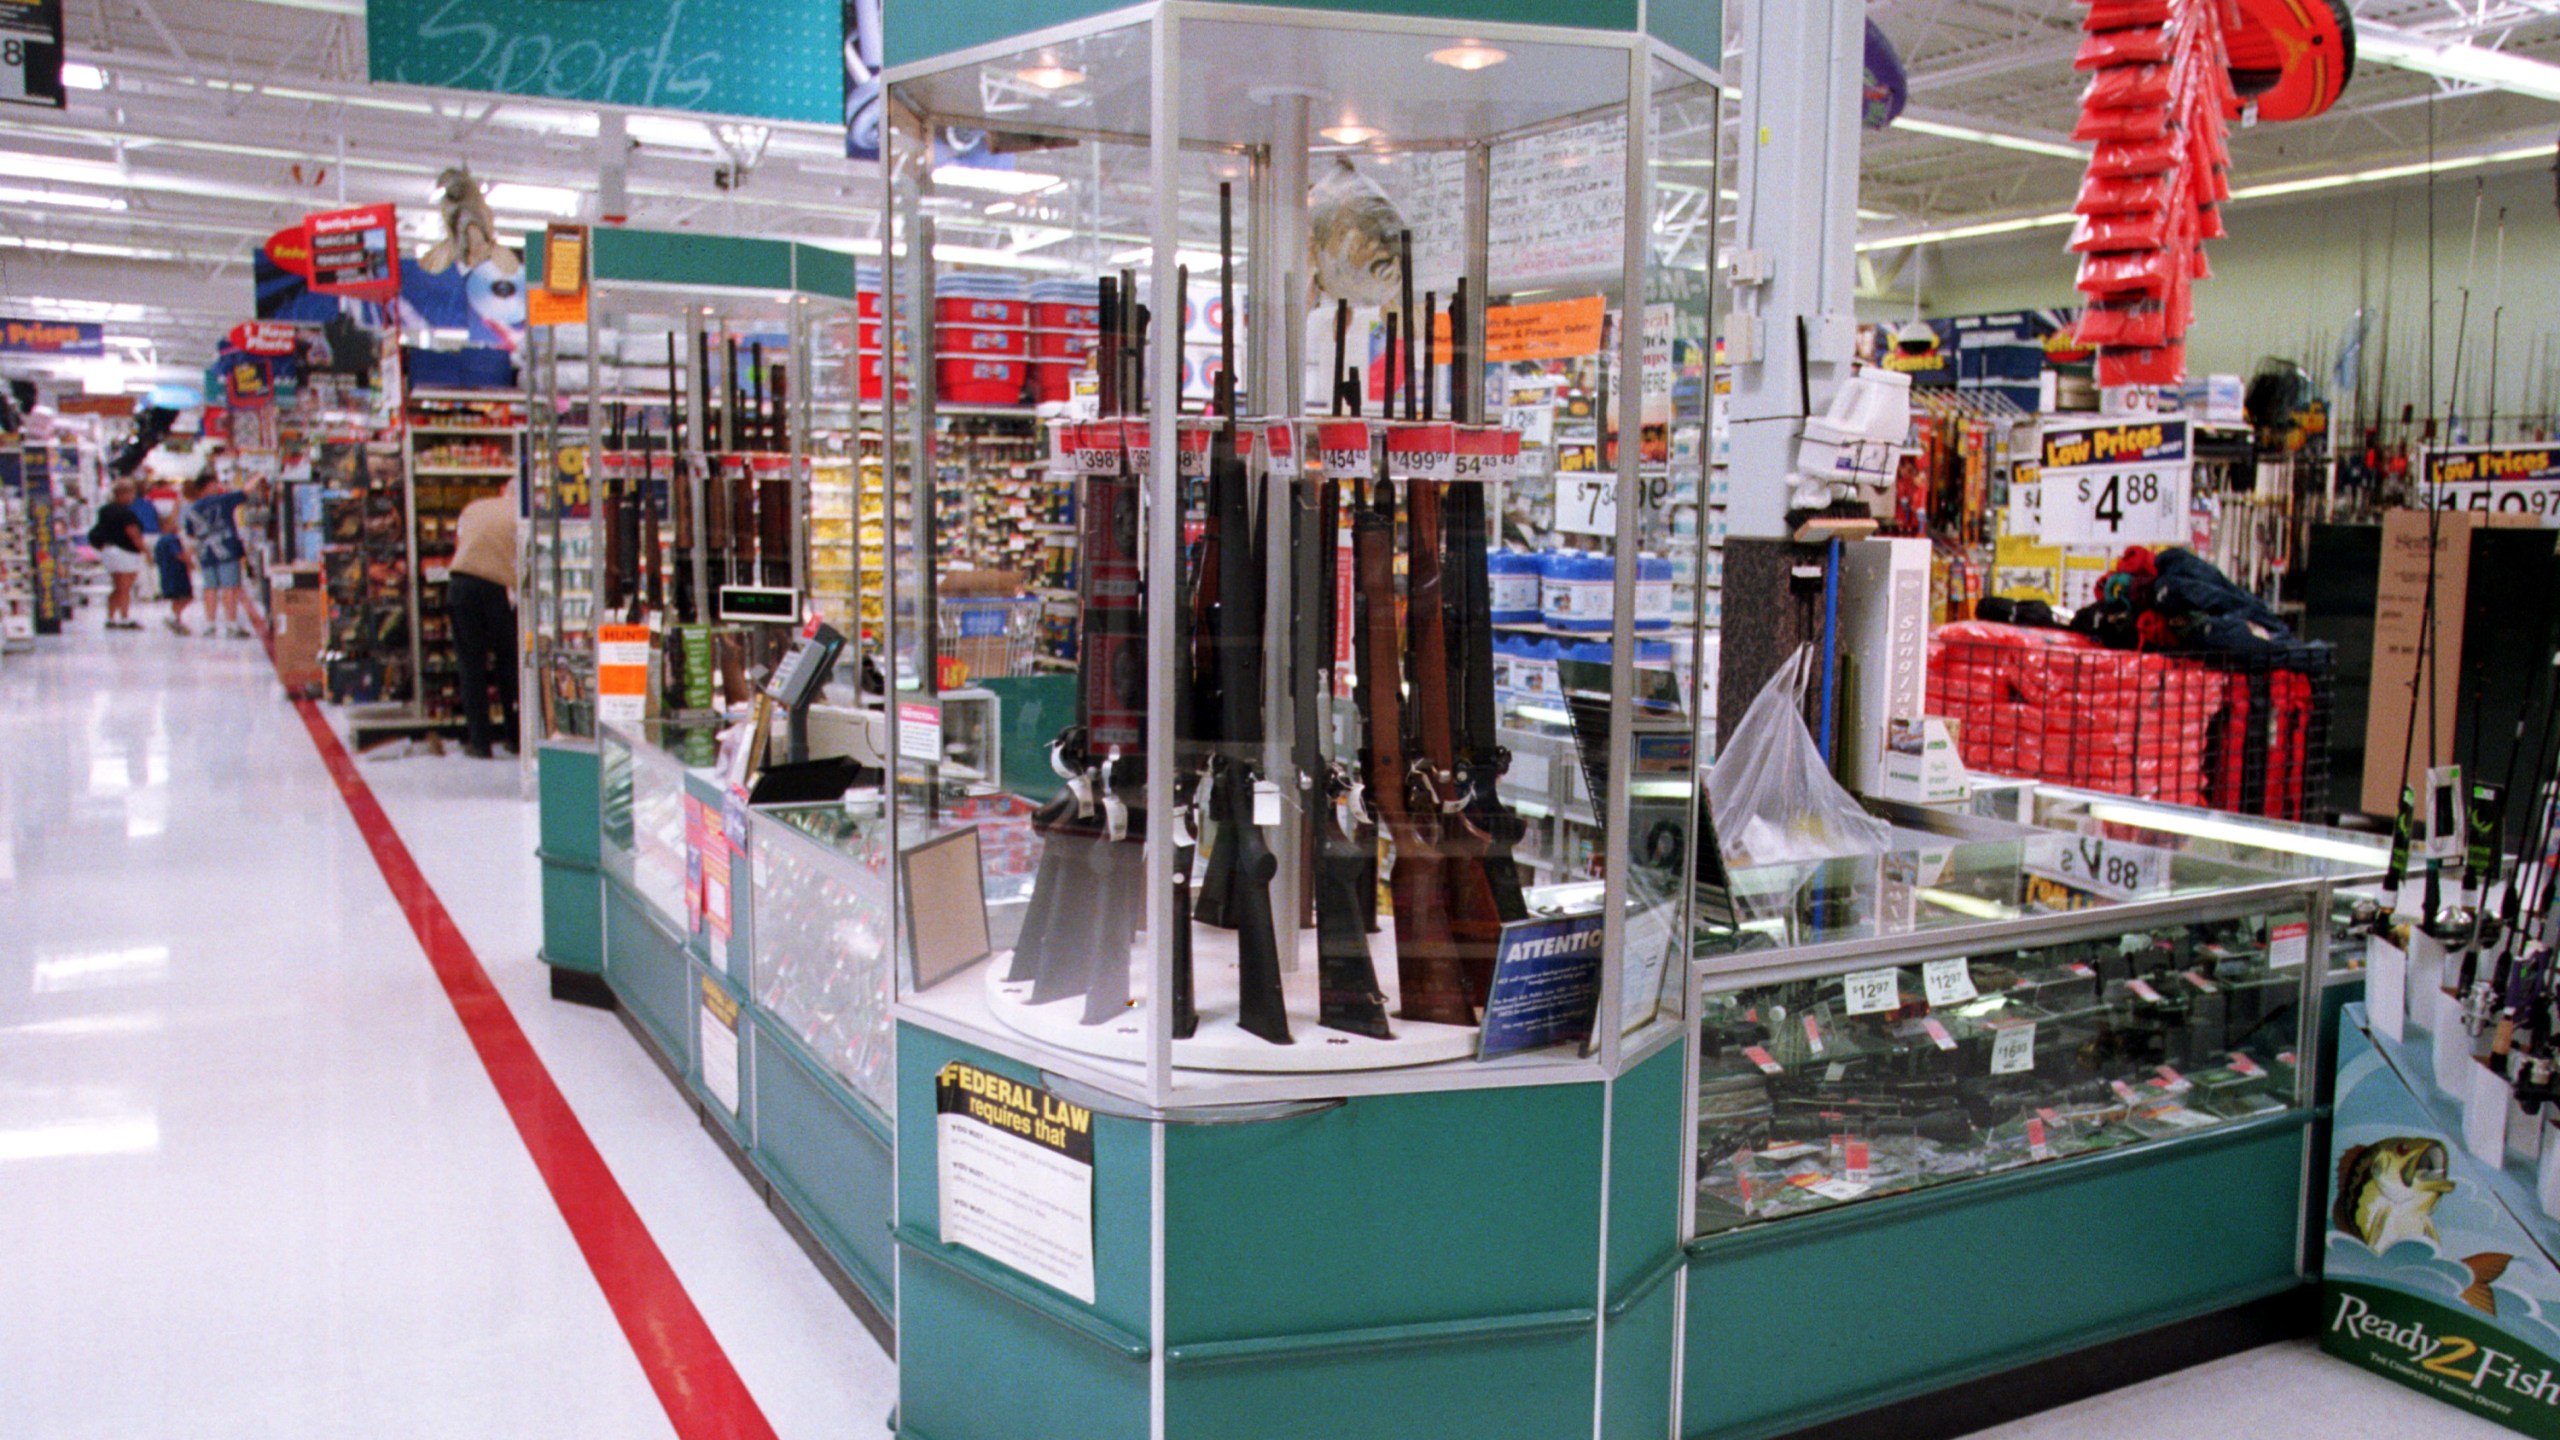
left=1405, top=474, right=1497, bottom=1006
left=762, top=360, right=792, bottom=585
left=1304, top=458, right=1392, bottom=1038
left=602, top=401, right=629, bottom=614
left=1359, top=474, right=1472, bottom=1025
left=1188, top=182, right=1291, bottom=1044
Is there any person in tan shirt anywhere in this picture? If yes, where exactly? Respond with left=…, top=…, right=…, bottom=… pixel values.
left=448, top=483, right=520, bottom=758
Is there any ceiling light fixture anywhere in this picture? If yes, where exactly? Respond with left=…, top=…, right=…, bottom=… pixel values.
left=2357, top=26, right=2560, bottom=105
left=1428, top=40, right=1508, bottom=72
left=482, top=180, right=582, bottom=215
left=1889, top=115, right=2086, bottom=162
left=59, top=63, right=106, bottom=91
left=1016, top=61, right=1087, bottom=90
left=1320, top=121, right=1381, bottom=145
left=0, top=184, right=124, bottom=210
left=931, top=164, right=1063, bottom=196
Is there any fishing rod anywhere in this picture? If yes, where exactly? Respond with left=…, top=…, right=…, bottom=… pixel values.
left=2488, top=207, right=2509, bottom=445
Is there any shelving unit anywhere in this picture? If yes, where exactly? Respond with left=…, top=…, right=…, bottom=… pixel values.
left=321, top=438, right=412, bottom=711
left=402, top=388, right=527, bottom=731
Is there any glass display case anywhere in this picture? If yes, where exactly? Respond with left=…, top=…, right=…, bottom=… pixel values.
left=1690, top=835, right=2334, bottom=1237
left=880, top=6, right=1722, bottom=1105
left=752, top=800, right=901, bottom=1117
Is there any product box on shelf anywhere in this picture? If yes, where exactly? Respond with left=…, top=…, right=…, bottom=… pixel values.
left=2323, top=1011, right=2560, bottom=1439
left=269, top=564, right=328, bottom=696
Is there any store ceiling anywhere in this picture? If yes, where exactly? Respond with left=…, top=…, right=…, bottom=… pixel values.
left=2, top=0, right=2557, bottom=393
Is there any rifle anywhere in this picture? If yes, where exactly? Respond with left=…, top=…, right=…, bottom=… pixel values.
left=728, top=335, right=756, bottom=587
left=602, top=401, right=630, bottom=614
left=763, top=360, right=793, bottom=584
left=1359, top=473, right=1474, bottom=1025
left=1188, top=183, right=1291, bottom=1044
left=1009, top=277, right=1147, bottom=1025
left=1442, top=281, right=1529, bottom=999
left=1405, top=473, right=1496, bottom=1006
left=1301, top=394, right=1392, bottom=1037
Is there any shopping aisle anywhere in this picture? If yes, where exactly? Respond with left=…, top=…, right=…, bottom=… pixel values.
left=0, top=612, right=889, bottom=1439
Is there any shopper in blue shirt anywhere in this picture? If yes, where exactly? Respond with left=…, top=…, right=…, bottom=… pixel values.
left=182, top=473, right=264, bottom=638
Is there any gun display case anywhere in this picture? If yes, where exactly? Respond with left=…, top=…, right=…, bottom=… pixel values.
left=873, top=9, right=1732, bottom=1440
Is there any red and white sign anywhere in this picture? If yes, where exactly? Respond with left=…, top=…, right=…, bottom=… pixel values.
left=227, top=320, right=299, bottom=356
left=305, top=203, right=401, bottom=302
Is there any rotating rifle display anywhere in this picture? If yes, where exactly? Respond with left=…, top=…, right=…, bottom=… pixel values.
left=1186, top=183, right=1291, bottom=1045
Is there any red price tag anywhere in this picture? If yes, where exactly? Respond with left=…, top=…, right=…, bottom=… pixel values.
left=1921, top=1017, right=1957, bottom=1051
left=1742, top=1045, right=1784, bottom=1075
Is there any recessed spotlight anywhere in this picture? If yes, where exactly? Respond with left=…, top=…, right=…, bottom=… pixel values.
left=1429, top=41, right=1508, bottom=71
left=1018, top=62, right=1086, bottom=90
left=1321, top=121, right=1381, bottom=145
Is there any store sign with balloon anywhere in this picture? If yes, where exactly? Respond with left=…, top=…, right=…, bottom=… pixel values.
left=252, top=187, right=528, bottom=354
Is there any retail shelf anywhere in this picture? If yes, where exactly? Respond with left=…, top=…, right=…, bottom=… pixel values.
left=415, top=466, right=520, bottom=478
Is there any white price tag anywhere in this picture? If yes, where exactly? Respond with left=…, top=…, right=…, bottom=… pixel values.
left=1842, top=968, right=1899, bottom=1017
left=2268, top=916, right=2310, bottom=969
left=1922, top=958, right=1978, bottom=1008
left=2037, top=418, right=2191, bottom=546
left=2025, top=834, right=2170, bottom=901
left=1991, top=1021, right=2036, bottom=1076
left=1554, top=469, right=1677, bottom=538
left=1808, top=1178, right=1870, bottom=1202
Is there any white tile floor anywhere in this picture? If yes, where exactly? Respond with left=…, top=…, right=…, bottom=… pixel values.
left=0, top=609, right=2507, bottom=1439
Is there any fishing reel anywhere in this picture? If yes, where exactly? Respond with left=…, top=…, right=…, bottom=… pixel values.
left=2515, top=1050, right=2560, bottom=1117
left=2425, top=903, right=2477, bottom=947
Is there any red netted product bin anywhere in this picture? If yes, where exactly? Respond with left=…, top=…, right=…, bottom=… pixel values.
left=1927, top=620, right=2332, bottom=821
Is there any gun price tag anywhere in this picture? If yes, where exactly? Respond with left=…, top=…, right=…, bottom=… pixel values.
left=1741, top=1045, right=1784, bottom=1075
left=2036, top=418, right=2191, bottom=546
left=1802, top=1013, right=1824, bottom=1056
left=1990, top=1021, right=2036, bottom=1076
left=1842, top=968, right=1899, bottom=1016
left=2268, top=916, right=2310, bottom=969
left=1315, top=421, right=1372, bottom=479
left=2110, top=1079, right=2144, bottom=1105
left=1386, top=423, right=1457, bottom=481
left=2027, top=1116, right=2050, bottom=1160
left=2126, top=978, right=2165, bottom=1003
left=1921, top=1017, right=1957, bottom=1051
left=2182, top=969, right=2220, bottom=995
left=1922, top=958, right=1978, bottom=1008
left=2228, top=1052, right=2264, bottom=1077
left=2153, top=1064, right=2189, bottom=1092
left=2067, top=962, right=2096, bottom=977
left=1069, top=423, right=1122, bottom=475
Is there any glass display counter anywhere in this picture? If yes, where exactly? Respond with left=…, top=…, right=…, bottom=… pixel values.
left=1681, top=834, right=2341, bottom=1439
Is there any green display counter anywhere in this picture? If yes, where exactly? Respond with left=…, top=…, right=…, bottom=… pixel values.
left=536, top=741, right=603, bottom=988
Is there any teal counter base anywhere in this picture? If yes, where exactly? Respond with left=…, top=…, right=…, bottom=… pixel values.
left=598, top=873, right=899, bottom=1342
left=537, top=744, right=603, bottom=978
left=1683, top=1111, right=2313, bottom=1440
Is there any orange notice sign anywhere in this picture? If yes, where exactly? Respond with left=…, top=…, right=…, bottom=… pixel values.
left=1484, top=296, right=1607, bottom=363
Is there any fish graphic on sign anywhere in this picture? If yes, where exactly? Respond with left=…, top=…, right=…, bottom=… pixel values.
left=2332, top=1136, right=2513, bottom=1315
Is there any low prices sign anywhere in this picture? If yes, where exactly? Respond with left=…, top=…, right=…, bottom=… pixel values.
left=2425, top=445, right=2560, bottom=526
left=2037, top=416, right=2190, bottom=546
left=305, top=203, right=400, bottom=301
left=0, top=316, right=99, bottom=355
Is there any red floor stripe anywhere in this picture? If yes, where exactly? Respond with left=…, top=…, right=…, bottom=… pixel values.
left=260, top=618, right=778, bottom=1440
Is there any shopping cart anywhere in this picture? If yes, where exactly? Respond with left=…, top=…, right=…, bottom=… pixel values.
left=937, top=596, right=1042, bottom=685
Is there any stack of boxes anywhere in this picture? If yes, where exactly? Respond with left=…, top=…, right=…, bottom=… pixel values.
left=1927, top=620, right=2227, bottom=808
left=935, top=274, right=1029, bottom=407
left=1027, top=279, right=1101, bottom=406
left=2067, top=0, right=2239, bottom=388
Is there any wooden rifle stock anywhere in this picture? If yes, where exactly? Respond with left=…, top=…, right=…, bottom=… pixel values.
left=1407, top=477, right=1497, bottom=1004
left=1445, top=482, right=1530, bottom=1003
left=1301, top=469, right=1391, bottom=1037
left=1358, top=479, right=1473, bottom=1025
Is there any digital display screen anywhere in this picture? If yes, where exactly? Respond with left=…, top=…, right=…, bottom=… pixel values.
left=718, top=586, right=800, bottom=623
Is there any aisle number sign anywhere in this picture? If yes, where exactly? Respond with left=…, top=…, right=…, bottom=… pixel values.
left=2036, top=417, right=2191, bottom=546
left=2424, top=445, right=2560, bottom=526
left=0, top=0, right=64, bottom=109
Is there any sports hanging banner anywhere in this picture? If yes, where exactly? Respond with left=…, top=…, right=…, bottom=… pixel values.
left=367, top=0, right=840, bottom=124
left=0, top=0, right=64, bottom=109
left=2423, top=446, right=2560, bottom=527
left=2037, top=417, right=2193, bottom=546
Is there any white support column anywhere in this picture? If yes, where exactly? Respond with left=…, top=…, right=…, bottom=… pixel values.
left=1724, top=0, right=1864, bottom=542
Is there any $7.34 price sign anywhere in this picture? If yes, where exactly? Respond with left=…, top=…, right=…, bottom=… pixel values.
left=2036, top=417, right=2191, bottom=547
left=1556, top=469, right=1677, bottom=538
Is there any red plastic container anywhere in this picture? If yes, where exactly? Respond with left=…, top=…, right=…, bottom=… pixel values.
left=1031, top=302, right=1101, bottom=330
left=1031, top=329, right=1098, bottom=360
left=857, top=290, right=880, bottom=319
left=938, top=356, right=1027, bottom=405
left=935, top=296, right=1026, bottom=327
left=937, top=325, right=1029, bottom=357
left=859, top=320, right=881, bottom=352
left=1031, top=360, right=1078, bottom=403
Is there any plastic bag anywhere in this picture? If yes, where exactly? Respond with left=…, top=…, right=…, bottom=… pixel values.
left=1706, top=647, right=1893, bottom=867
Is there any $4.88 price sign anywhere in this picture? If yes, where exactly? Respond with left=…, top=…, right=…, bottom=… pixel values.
left=1556, top=469, right=1676, bottom=538
left=2036, top=417, right=2191, bottom=546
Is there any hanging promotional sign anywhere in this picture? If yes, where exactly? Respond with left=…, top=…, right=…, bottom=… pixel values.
left=1483, top=296, right=1608, bottom=364
left=305, top=204, right=401, bottom=302
left=0, top=0, right=64, bottom=109
left=2424, top=446, right=2560, bottom=527
left=368, top=0, right=839, bottom=124
left=225, top=320, right=300, bottom=357
left=2036, top=416, right=2193, bottom=546
left=0, top=316, right=100, bottom=355
left=527, top=223, right=590, bottom=327
left=223, top=355, right=275, bottom=410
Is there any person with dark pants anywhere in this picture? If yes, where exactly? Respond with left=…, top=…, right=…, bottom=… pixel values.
left=447, top=483, right=520, bottom=758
